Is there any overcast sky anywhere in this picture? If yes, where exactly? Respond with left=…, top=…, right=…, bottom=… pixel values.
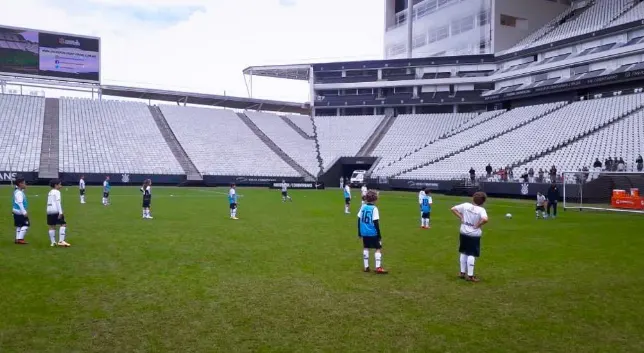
left=0, top=0, right=384, bottom=102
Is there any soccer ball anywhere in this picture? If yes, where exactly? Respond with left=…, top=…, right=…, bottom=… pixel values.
left=505, top=213, right=512, bottom=219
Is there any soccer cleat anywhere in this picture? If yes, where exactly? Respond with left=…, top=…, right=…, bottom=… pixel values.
left=231, top=217, right=239, bottom=220
left=57, top=241, right=71, bottom=247
left=466, top=276, right=480, bottom=283
left=50, top=243, right=57, bottom=247
left=363, top=267, right=370, bottom=273
left=14, top=239, right=28, bottom=245
left=459, top=272, right=466, bottom=279
left=375, top=267, right=388, bottom=274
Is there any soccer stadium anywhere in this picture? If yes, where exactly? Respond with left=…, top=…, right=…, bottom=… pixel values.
left=2, top=0, right=644, bottom=351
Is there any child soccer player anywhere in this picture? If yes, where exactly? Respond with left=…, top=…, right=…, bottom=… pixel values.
left=420, top=188, right=432, bottom=229
left=360, top=184, right=368, bottom=205
left=47, top=179, right=70, bottom=247
left=79, top=176, right=86, bottom=204
left=343, top=183, right=352, bottom=214
left=281, top=180, right=293, bottom=202
left=141, top=179, right=153, bottom=219
left=535, top=191, right=547, bottom=219
left=229, top=183, right=239, bottom=220
left=102, top=176, right=111, bottom=206
left=451, top=191, right=488, bottom=282
left=358, top=190, right=388, bottom=274
left=12, top=177, right=30, bottom=245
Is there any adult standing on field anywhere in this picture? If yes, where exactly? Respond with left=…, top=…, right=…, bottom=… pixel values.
left=637, top=154, right=643, bottom=172
left=546, top=183, right=560, bottom=218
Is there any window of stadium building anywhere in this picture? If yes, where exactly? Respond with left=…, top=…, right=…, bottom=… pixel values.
left=500, top=14, right=517, bottom=27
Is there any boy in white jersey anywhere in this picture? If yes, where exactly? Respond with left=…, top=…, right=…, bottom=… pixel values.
left=451, top=192, right=488, bottom=282
left=360, top=184, right=368, bottom=205
left=141, top=179, right=153, bottom=219
left=12, top=178, right=30, bottom=245
left=535, top=192, right=547, bottom=219
left=280, top=180, right=293, bottom=202
left=79, top=176, right=86, bottom=204
left=343, top=184, right=352, bottom=214
left=47, top=179, right=70, bottom=247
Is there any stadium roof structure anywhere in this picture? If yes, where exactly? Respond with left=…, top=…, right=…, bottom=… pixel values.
left=100, top=85, right=309, bottom=114
left=242, top=64, right=311, bottom=81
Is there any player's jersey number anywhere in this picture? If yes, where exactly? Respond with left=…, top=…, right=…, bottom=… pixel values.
left=361, top=210, right=373, bottom=224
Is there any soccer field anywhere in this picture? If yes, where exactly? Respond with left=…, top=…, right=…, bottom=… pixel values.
left=1, top=186, right=643, bottom=353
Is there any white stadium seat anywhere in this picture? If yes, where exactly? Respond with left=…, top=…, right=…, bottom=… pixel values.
left=0, top=95, right=45, bottom=172
left=399, top=94, right=644, bottom=180
left=245, top=111, right=319, bottom=175
left=160, top=105, right=299, bottom=177
left=314, top=115, right=384, bottom=171
left=59, top=98, right=184, bottom=174
left=372, top=102, right=565, bottom=178
left=370, top=112, right=478, bottom=172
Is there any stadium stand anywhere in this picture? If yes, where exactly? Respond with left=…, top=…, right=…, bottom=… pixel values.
left=370, top=112, right=478, bottom=171
left=59, top=98, right=184, bottom=174
left=284, top=114, right=315, bottom=137
left=371, top=102, right=566, bottom=178
left=516, top=108, right=644, bottom=175
left=243, top=111, right=319, bottom=176
left=610, top=0, right=644, bottom=27
left=159, top=105, right=300, bottom=177
left=501, top=0, right=637, bottom=54
left=0, top=94, right=45, bottom=173
left=314, top=115, right=384, bottom=171
left=400, top=94, right=644, bottom=180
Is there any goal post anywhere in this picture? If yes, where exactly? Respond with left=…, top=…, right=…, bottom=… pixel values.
left=563, top=171, right=644, bottom=214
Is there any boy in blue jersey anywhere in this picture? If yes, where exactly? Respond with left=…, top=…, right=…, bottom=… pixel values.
left=12, top=178, right=30, bottom=245
left=343, top=184, right=351, bottom=214
left=420, top=189, right=433, bottom=229
left=358, top=190, right=388, bottom=274
left=229, top=184, right=239, bottom=220
left=102, top=176, right=111, bottom=206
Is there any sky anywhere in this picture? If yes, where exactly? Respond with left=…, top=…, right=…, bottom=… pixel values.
left=0, top=0, right=384, bottom=103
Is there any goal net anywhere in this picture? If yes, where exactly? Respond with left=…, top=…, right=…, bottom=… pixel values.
left=562, top=171, right=644, bottom=214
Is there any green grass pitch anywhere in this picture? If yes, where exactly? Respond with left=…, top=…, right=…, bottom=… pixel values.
left=1, top=186, right=643, bottom=353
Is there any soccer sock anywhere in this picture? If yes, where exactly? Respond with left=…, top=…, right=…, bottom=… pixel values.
left=59, top=226, right=66, bottom=242
left=467, top=256, right=476, bottom=277
left=375, top=252, right=382, bottom=268
left=363, top=250, right=369, bottom=269
left=48, top=229, right=56, bottom=244
left=233, top=209, right=237, bottom=217
left=142, top=209, right=146, bottom=217
left=15, top=227, right=20, bottom=240
left=459, top=253, right=467, bottom=274
left=19, top=227, right=28, bottom=240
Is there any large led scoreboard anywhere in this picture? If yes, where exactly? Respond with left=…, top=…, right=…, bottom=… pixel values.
left=0, top=25, right=100, bottom=83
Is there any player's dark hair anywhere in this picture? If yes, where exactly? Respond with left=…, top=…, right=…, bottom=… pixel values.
left=49, top=179, right=62, bottom=188
left=424, top=188, right=431, bottom=195
left=230, top=183, right=236, bottom=188
left=365, top=190, right=378, bottom=203
left=15, top=177, right=25, bottom=187
left=472, top=191, right=487, bottom=206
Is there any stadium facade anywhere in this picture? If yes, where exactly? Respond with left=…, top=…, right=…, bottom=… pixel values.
left=2, top=0, right=644, bottom=199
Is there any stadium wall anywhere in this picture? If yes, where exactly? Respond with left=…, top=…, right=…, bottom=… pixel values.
left=59, top=173, right=187, bottom=186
